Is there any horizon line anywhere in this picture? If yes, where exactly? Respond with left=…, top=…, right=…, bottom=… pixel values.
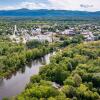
left=0, top=8, right=100, bottom=12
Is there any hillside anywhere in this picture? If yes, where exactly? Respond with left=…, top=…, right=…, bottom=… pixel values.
left=0, top=9, right=100, bottom=19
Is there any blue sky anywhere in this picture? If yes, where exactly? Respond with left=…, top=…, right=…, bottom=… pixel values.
left=0, top=0, right=48, bottom=5
left=0, top=0, right=100, bottom=11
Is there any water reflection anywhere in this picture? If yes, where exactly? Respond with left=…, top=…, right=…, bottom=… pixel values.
left=0, top=79, right=4, bottom=87
left=0, top=53, right=53, bottom=100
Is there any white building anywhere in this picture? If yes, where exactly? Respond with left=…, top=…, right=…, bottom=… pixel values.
left=81, top=31, right=94, bottom=41
left=31, top=28, right=41, bottom=35
left=61, top=29, right=75, bottom=35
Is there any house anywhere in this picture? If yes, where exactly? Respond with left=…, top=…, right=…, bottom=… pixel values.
left=61, top=29, right=75, bottom=36
left=31, top=28, right=41, bottom=35
left=81, top=31, right=94, bottom=41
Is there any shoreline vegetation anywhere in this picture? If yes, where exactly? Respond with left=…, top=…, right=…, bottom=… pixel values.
left=0, top=37, right=54, bottom=78
left=0, top=36, right=67, bottom=78
left=15, top=41, right=100, bottom=100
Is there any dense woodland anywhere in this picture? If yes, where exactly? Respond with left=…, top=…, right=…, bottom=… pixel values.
left=0, top=36, right=55, bottom=78
left=15, top=41, right=100, bottom=100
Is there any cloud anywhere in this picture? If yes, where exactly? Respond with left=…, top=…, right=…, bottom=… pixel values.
left=48, top=0, right=70, bottom=10
left=0, top=6, right=15, bottom=10
left=48, top=0, right=100, bottom=11
left=0, top=2, right=49, bottom=10
left=19, top=2, right=49, bottom=10
left=0, top=0, right=100, bottom=11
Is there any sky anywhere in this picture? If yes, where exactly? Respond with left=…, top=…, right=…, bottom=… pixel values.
left=0, top=0, right=100, bottom=12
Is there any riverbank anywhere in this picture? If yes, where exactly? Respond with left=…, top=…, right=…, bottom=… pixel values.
left=0, top=37, right=56, bottom=78
left=16, top=41, right=100, bottom=100
left=0, top=46, right=53, bottom=78
left=0, top=52, right=55, bottom=100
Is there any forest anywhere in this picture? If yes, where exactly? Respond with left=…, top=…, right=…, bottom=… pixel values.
left=0, top=32, right=85, bottom=78
left=15, top=41, right=100, bottom=100
left=0, top=36, right=55, bottom=78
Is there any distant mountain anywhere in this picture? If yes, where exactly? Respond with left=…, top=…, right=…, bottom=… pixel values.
left=0, top=9, right=100, bottom=19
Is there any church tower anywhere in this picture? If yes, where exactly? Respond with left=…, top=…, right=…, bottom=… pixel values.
left=14, top=25, right=17, bottom=35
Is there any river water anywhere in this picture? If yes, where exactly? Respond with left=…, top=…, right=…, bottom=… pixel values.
left=0, top=53, right=54, bottom=100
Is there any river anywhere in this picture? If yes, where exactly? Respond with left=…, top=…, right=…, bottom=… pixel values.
left=0, top=52, right=54, bottom=100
